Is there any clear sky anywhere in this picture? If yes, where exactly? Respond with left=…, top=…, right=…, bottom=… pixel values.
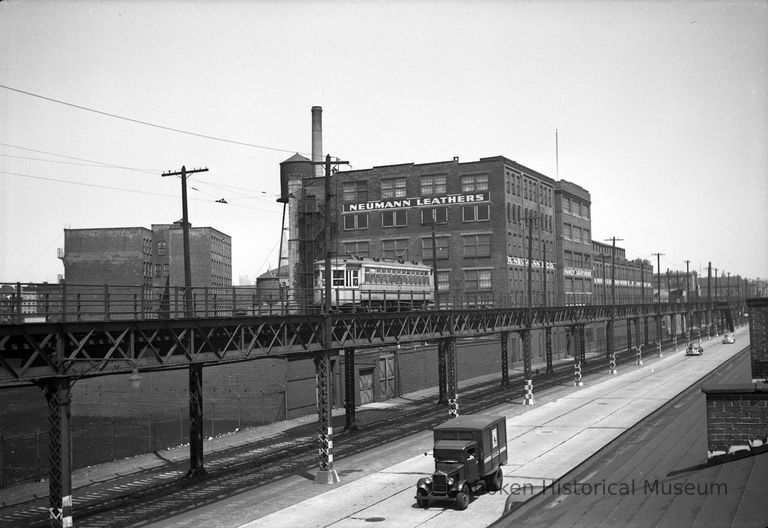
left=1, top=0, right=766, bottom=285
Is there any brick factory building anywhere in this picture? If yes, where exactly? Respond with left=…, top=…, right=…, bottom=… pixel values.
left=61, top=223, right=231, bottom=289
left=289, top=155, right=563, bottom=308
left=58, top=224, right=231, bottom=319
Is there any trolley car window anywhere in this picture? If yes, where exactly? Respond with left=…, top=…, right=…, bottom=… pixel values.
left=332, top=270, right=345, bottom=286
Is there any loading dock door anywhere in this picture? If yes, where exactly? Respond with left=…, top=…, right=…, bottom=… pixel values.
left=359, top=368, right=374, bottom=404
left=379, top=354, right=395, bottom=399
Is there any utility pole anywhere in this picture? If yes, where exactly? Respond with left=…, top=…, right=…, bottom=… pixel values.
left=707, top=262, right=713, bottom=338
left=315, top=154, right=348, bottom=484
left=430, top=218, right=440, bottom=308
left=601, top=254, right=607, bottom=304
left=652, top=252, right=665, bottom=349
left=605, top=237, right=622, bottom=375
left=685, top=259, right=691, bottom=342
left=162, top=165, right=209, bottom=317
left=162, top=164, right=209, bottom=480
left=523, top=212, right=535, bottom=405
left=652, top=253, right=665, bottom=304
left=605, top=237, right=623, bottom=306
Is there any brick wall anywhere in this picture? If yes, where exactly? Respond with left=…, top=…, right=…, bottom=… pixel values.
left=747, top=297, right=768, bottom=381
left=73, top=358, right=289, bottom=424
left=701, top=383, right=768, bottom=459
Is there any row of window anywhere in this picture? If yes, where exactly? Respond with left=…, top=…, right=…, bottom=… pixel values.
left=505, top=169, right=553, bottom=207
left=142, top=238, right=152, bottom=258
left=565, top=277, right=592, bottom=292
left=506, top=204, right=553, bottom=233
left=319, top=267, right=488, bottom=292
left=344, top=233, right=492, bottom=261
left=343, top=174, right=490, bottom=202
left=364, top=267, right=431, bottom=286
left=562, top=223, right=591, bottom=244
left=564, top=251, right=592, bottom=268
left=344, top=205, right=490, bottom=230
left=563, top=196, right=590, bottom=219
left=593, top=262, right=648, bottom=281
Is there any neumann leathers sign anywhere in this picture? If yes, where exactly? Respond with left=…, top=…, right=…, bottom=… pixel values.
left=344, top=192, right=489, bottom=212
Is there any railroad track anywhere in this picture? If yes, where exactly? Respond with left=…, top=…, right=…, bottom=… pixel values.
left=0, top=344, right=657, bottom=528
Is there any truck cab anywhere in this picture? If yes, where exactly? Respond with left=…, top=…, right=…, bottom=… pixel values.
left=416, top=414, right=507, bottom=510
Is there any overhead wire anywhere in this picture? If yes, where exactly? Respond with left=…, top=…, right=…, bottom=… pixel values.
left=2, top=142, right=283, bottom=201
left=0, top=84, right=308, bottom=156
left=0, top=142, right=161, bottom=174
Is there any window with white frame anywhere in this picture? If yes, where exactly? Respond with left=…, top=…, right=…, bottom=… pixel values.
left=464, top=269, right=492, bottom=291
left=462, top=204, right=490, bottom=222
left=461, top=174, right=488, bottom=193
left=343, top=213, right=368, bottom=230
left=342, top=181, right=368, bottom=203
left=462, top=234, right=491, bottom=258
left=420, top=175, right=446, bottom=195
left=381, top=178, right=407, bottom=198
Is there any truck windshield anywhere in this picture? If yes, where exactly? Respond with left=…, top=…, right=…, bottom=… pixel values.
left=434, top=452, right=462, bottom=463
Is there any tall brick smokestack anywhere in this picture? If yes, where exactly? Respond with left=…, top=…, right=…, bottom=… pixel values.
left=312, top=106, right=323, bottom=178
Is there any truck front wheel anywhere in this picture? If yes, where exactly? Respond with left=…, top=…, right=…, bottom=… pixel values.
left=455, top=484, right=470, bottom=510
left=416, top=489, right=429, bottom=508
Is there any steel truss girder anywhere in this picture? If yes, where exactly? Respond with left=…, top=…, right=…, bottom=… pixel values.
left=0, top=301, right=735, bottom=383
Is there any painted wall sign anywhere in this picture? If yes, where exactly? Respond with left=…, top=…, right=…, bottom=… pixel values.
left=507, top=256, right=555, bottom=270
left=564, top=266, right=593, bottom=278
left=344, top=192, right=489, bottom=212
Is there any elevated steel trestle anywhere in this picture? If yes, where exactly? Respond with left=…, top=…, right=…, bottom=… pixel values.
left=0, top=299, right=746, bottom=527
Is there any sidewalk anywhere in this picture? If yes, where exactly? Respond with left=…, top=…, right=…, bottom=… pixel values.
left=238, top=327, right=750, bottom=528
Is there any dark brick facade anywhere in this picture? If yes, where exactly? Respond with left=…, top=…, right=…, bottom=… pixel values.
left=702, top=383, right=768, bottom=458
left=63, top=227, right=153, bottom=286
left=63, top=224, right=231, bottom=290
left=747, top=297, right=768, bottom=381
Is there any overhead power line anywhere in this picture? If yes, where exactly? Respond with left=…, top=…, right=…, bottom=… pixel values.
left=1, top=169, right=184, bottom=198
left=0, top=84, right=306, bottom=155
left=1, top=169, right=281, bottom=214
left=0, top=142, right=159, bottom=174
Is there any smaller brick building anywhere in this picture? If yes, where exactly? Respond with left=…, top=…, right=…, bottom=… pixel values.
left=61, top=224, right=231, bottom=290
left=59, top=224, right=231, bottom=319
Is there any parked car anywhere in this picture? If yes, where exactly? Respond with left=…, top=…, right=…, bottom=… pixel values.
left=416, top=415, right=507, bottom=510
left=686, top=342, right=704, bottom=356
left=722, top=333, right=736, bottom=344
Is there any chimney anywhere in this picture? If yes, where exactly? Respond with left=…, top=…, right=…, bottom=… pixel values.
left=312, top=106, right=323, bottom=177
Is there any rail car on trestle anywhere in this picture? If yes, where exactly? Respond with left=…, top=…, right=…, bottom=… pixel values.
left=313, top=256, right=434, bottom=310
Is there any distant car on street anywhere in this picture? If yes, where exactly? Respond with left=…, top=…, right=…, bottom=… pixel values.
left=686, top=342, right=704, bottom=356
left=721, top=333, right=735, bottom=344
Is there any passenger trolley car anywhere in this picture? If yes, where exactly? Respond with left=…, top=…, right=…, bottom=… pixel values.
left=313, top=256, right=434, bottom=310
